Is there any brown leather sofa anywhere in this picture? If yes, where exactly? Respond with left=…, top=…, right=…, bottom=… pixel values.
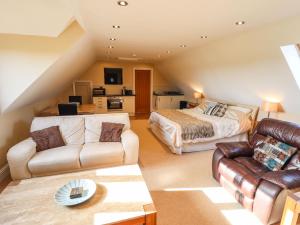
left=212, top=118, right=300, bottom=224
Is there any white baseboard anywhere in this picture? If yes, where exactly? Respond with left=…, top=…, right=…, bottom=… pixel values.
left=0, top=164, right=10, bottom=182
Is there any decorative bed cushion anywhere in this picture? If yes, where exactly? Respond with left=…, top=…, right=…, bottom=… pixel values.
left=227, top=105, right=252, bottom=115
left=30, top=126, right=65, bottom=152
left=100, top=122, right=125, bottom=142
left=253, top=136, right=297, bottom=171
left=204, top=102, right=228, bottom=117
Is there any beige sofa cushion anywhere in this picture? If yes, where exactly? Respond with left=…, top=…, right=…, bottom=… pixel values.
left=31, top=116, right=84, bottom=145
left=80, top=142, right=124, bottom=168
left=28, top=145, right=82, bottom=176
left=85, top=113, right=130, bottom=143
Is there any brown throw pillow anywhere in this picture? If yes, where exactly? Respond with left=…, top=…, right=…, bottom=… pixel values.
left=100, top=122, right=125, bottom=142
left=30, top=126, right=65, bottom=152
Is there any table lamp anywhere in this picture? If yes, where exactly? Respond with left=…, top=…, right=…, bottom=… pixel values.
left=262, top=101, right=279, bottom=118
left=193, top=92, right=203, bottom=104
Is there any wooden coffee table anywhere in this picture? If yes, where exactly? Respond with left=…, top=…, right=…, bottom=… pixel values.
left=0, top=164, right=156, bottom=225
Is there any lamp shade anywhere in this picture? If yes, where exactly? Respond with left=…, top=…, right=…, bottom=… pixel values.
left=193, top=92, right=203, bottom=99
left=262, top=101, right=279, bottom=113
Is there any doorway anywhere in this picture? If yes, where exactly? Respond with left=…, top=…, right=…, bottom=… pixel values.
left=134, top=69, right=151, bottom=114
left=73, top=81, right=92, bottom=104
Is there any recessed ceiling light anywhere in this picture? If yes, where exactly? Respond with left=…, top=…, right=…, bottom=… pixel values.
left=166, top=50, right=171, bottom=54
left=109, top=38, right=117, bottom=41
left=201, top=36, right=208, bottom=39
left=108, top=45, right=114, bottom=49
left=235, top=21, right=246, bottom=26
left=112, top=25, right=120, bottom=29
left=117, top=1, right=128, bottom=6
left=132, top=53, right=137, bottom=57
left=180, top=44, right=187, bottom=48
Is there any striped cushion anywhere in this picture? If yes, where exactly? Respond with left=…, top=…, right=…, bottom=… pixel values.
left=204, top=102, right=228, bottom=117
left=253, top=136, right=297, bottom=171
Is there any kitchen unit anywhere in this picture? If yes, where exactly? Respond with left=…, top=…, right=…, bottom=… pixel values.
left=93, top=95, right=135, bottom=115
left=153, top=94, right=185, bottom=110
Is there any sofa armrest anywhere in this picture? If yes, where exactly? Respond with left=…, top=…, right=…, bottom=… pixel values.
left=262, top=170, right=300, bottom=189
left=215, top=142, right=253, bottom=159
left=7, top=138, right=36, bottom=180
left=121, top=129, right=139, bottom=164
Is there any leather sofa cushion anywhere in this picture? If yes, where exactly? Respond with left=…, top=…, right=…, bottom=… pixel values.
left=216, top=142, right=253, bottom=159
left=262, top=170, right=300, bottom=189
left=84, top=114, right=130, bottom=143
left=28, top=145, right=82, bottom=175
left=254, top=118, right=300, bottom=149
left=80, top=142, right=124, bottom=168
left=234, top=157, right=270, bottom=176
left=31, top=116, right=84, bottom=145
left=284, top=152, right=300, bottom=170
left=219, top=158, right=261, bottom=199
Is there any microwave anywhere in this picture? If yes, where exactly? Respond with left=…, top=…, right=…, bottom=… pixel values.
left=93, top=87, right=106, bottom=96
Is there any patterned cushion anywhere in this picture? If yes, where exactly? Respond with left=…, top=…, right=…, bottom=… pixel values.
left=204, top=102, right=228, bottom=117
left=253, top=136, right=297, bottom=171
left=100, top=122, right=125, bottom=142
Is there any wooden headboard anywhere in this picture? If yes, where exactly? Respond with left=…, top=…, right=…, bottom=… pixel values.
left=206, top=98, right=259, bottom=133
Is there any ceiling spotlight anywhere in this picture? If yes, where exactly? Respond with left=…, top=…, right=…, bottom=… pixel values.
left=235, top=21, right=246, bottom=26
left=166, top=50, right=171, bottom=54
left=108, top=45, right=114, bottom=49
left=200, top=36, right=208, bottom=39
left=117, top=1, right=128, bottom=6
left=113, top=25, right=120, bottom=29
left=132, top=53, right=137, bottom=57
left=109, top=38, right=117, bottom=41
left=180, top=44, right=187, bottom=48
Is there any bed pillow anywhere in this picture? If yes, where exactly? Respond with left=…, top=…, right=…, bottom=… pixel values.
left=204, top=102, right=228, bottom=117
left=253, top=136, right=297, bottom=171
left=228, top=106, right=252, bottom=115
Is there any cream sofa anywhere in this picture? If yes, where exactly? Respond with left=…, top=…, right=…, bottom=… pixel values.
left=7, top=113, right=139, bottom=180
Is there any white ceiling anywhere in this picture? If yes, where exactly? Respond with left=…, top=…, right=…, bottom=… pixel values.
left=0, top=0, right=74, bottom=37
left=1, top=0, right=300, bottom=62
left=73, top=0, right=300, bottom=62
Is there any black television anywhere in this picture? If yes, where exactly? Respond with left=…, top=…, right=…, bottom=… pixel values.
left=104, top=68, right=123, bottom=85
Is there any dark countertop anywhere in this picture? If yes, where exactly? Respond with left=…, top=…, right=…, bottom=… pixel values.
left=153, top=93, right=184, bottom=96
left=93, top=94, right=136, bottom=97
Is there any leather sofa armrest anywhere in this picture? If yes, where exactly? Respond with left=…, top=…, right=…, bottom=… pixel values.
left=121, top=129, right=139, bottom=164
left=262, top=170, right=300, bottom=189
left=7, top=138, right=37, bottom=180
left=215, top=142, right=253, bottom=159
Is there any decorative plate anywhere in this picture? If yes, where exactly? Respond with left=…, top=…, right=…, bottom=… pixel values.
left=55, top=179, right=96, bottom=206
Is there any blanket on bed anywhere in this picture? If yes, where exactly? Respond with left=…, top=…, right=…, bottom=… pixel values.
left=156, top=109, right=214, bottom=140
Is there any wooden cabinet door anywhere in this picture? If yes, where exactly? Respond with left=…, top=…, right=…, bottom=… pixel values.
left=157, top=96, right=171, bottom=109
left=135, top=70, right=151, bottom=113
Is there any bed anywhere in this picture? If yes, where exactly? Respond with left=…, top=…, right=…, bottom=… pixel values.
left=149, top=99, right=259, bottom=154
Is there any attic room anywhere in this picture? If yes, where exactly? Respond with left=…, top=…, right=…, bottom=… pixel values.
left=1, top=1, right=300, bottom=225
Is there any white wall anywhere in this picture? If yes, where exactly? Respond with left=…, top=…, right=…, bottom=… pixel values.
left=156, top=15, right=300, bottom=122
left=58, top=61, right=178, bottom=101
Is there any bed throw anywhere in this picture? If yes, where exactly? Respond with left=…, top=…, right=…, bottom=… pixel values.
left=156, top=109, right=214, bottom=141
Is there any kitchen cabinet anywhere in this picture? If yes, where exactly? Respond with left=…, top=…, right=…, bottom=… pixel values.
left=122, top=96, right=135, bottom=116
left=93, top=97, right=107, bottom=113
left=154, top=95, right=185, bottom=110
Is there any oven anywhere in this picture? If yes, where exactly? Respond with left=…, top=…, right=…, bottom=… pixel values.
left=107, top=97, right=123, bottom=110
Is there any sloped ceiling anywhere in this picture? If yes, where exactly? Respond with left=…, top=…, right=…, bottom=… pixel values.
left=73, top=0, right=300, bottom=62
left=0, top=22, right=96, bottom=113
left=0, top=0, right=74, bottom=37
left=156, top=15, right=300, bottom=114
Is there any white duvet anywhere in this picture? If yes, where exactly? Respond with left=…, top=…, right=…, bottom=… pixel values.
left=149, top=107, right=251, bottom=153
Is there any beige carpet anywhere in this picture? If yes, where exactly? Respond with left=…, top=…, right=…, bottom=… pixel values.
left=131, top=119, right=264, bottom=225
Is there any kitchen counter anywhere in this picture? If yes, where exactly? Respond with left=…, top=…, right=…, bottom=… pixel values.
left=153, top=93, right=184, bottom=96
left=93, top=94, right=136, bottom=97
